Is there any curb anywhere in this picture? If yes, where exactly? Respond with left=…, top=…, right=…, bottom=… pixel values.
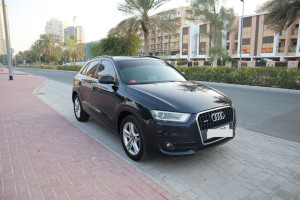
left=236, top=128, right=300, bottom=146
left=32, top=79, right=48, bottom=95
left=200, top=81, right=300, bottom=94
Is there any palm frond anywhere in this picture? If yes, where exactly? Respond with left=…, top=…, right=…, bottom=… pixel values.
left=112, top=17, right=142, bottom=35
left=260, top=0, right=300, bottom=32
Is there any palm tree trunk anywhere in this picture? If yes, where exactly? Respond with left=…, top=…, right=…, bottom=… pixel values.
left=143, top=30, right=149, bottom=56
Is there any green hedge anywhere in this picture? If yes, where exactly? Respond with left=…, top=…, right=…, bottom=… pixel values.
left=176, top=66, right=300, bottom=90
left=18, top=65, right=82, bottom=71
left=177, top=60, right=188, bottom=66
left=18, top=65, right=300, bottom=90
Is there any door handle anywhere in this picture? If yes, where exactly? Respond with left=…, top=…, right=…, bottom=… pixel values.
left=92, top=86, right=96, bottom=91
left=78, top=81, right=82, bottom=85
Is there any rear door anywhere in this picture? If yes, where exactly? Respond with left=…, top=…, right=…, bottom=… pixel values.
left=92, top=59, right=118, bottom=127
left=79, top=60, right=100, bottom=114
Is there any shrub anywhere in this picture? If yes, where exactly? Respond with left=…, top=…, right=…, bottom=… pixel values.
left=19, top=65, right=82, bottom=72
left=176, top=66, right=300, bottom=90
left=177, top=60, right=188, bottom=66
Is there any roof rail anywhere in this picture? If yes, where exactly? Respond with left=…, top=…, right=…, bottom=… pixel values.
left=142, top=56, right=160, bottom=59
left=88, top=55, right=113, bottom=61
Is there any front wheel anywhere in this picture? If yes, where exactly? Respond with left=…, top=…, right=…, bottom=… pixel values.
left=120, top=115, right=149, bottom=161
left=73, top=94, right=89, bottom=122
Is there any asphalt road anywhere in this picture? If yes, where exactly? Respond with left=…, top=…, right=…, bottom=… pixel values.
left=16, top=67, right=300, bottom=143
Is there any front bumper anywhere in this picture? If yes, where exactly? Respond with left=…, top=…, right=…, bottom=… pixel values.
left=146, top=107, right=236, bottom=156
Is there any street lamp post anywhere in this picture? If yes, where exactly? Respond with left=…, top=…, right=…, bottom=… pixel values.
left=239, top=0, right=244, bottom=67
left=2, top=0, right=13, bottom=80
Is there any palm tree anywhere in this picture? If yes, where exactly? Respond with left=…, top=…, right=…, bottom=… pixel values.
left=113, top=0, right=178, bottom=56
left=34, top=34, right=61, bottom=64
left=63, top=36, right=86, bottom=64
left=260, top=0, right=300, bottom=32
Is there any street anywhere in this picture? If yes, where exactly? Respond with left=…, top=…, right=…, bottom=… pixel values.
left=16, top=67, right=300, bottom=143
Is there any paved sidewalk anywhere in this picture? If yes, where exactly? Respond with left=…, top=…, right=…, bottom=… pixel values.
left=37, top=79, right=300, bottom=200
left=0, top=70, right=176, bottom=199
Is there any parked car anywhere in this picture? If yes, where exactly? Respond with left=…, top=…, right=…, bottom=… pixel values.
left=72, top=56, right=236, bottom=161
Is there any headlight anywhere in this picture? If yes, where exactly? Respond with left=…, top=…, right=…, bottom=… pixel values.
left=151, top=110, right=191, bottom=123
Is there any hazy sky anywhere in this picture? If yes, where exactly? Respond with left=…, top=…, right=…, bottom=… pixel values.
left=7, top=0, right=268, bottom=53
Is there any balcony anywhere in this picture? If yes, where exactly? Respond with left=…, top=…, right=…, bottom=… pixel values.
left=232, top=49, right=237, bottom=54
left=277, top=47, right=285, bottom=53
left=288, top=46, right=296, bottom=53
left=234, top=35, right=238, bottom=40
left=279, top=30, right=286, bottom=36
left=291, top=29, right=298, bottom=36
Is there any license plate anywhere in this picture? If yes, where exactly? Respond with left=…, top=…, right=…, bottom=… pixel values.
left=207, top=124, right=233, bottom=139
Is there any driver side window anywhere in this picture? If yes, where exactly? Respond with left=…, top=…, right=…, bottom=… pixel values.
left=96, top=60, right=117, bottom=81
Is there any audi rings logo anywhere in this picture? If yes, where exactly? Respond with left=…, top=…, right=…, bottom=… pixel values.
left=211, top=112, right=225, bottom=122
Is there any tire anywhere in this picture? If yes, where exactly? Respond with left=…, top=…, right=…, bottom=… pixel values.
left=120, top=115, right=149, bottom=161
left=73, top=94, right=89, bottom=122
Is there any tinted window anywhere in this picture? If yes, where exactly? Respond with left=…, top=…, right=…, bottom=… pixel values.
left=117, top=59, right=186, bottom=84
left=85, top=61, right=99, bottom=78
left=96, top=60, right=116, bottom=81
left=80, top=62, right=90, bottom=75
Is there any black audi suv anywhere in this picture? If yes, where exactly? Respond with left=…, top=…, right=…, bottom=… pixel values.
left=72, top=56, right=236, bottom=161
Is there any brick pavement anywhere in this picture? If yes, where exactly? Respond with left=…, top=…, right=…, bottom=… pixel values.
left=37, top=78, right=300, bottom=200
left=0, top=70, right=176, bottom=200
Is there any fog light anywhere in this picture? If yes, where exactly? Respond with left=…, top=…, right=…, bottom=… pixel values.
left=166, top=142, right=174, bottom=150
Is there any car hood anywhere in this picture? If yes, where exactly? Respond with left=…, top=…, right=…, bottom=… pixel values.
left=126, top=81, right=231, bottom=113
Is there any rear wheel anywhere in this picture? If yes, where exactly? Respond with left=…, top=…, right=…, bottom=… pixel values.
left=120, top=115, right=149, bottom=161
left=73, top=94, right=89, bottom=122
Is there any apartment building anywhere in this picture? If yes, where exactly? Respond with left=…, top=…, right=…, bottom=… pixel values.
left=0, top=3, right=9, bottom=55
left=64, top=26, right=85, bottom=43
left=138, top=6, right=193, bottom=58
left=180, top=12, right=300, bottom=66
left=45, top=18, right=64, bottom=43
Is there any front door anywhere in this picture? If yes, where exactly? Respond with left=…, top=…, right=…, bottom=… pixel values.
left=92, top=59, right=118, bottom=127
left=79, top=60, right=99, bottom=113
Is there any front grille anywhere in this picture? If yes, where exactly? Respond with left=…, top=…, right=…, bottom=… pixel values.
left=204, top=137, right=222, bottom=144
left=198, top=107, right=233, bottom=130
left=197, top=106, right=234, bottom=145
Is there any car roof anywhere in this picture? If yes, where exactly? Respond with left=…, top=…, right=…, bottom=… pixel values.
left=90, top=56, right=160, bottom=62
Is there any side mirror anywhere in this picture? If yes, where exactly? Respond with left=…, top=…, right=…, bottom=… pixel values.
left=181, top=71, right=185, bottom=75
left=98, top=76, right=116, bottom=84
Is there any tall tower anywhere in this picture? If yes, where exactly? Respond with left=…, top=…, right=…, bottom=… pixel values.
left=45, top=18, right=64, bottom=42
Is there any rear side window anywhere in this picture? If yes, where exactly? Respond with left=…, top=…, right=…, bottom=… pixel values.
left=84, top=61, right=99, bottom=79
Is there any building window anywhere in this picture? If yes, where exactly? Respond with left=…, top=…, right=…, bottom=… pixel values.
left=182, top=27, right=189, bottom=55
left=261, top=43, right=273, bottom=53
left=241, top=45, right=250, bottom=53
left=199, top=24, right=207, bottom=55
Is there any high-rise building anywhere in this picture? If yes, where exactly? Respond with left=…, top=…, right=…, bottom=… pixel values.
left=64, top=26, right=85, bottom=43
left=0, top=3, right=10, bottom=55
left=45, top=18, right=64, bottom=42
left=137, top=6, right=193, bottom=59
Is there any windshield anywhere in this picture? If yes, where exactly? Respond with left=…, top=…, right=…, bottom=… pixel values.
left=117, top=59, right=187, bottom=84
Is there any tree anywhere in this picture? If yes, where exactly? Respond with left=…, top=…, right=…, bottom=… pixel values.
left=260, top=0, right=300, bottom=33
left=113, top=0, right=177, bottom=56
left=190, top=0, right=235, bottom=67
left=63, top=36, right=86, bottom=64
left=37, top=34, right=62, bottom=64
left=91, top=32, right=141, bottom=57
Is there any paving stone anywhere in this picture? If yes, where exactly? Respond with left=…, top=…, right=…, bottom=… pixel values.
left=247, top=190, right=269, bottom=200
left=232, top=186, right=252, bottom=199
left=273, top=189, right=294, bottom=200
